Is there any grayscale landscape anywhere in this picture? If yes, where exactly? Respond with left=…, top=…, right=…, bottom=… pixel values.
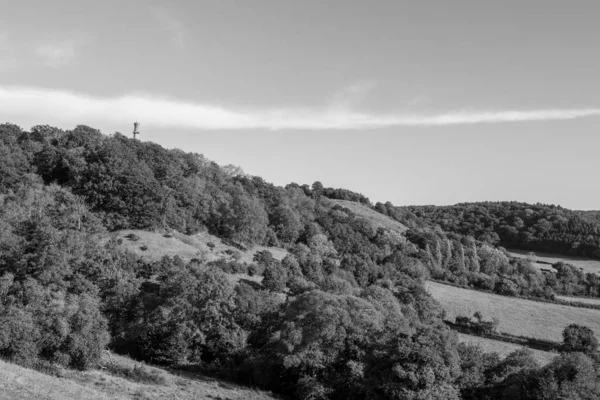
left=1, top=1, right=600, bottom=399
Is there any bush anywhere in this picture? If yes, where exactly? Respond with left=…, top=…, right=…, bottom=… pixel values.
left=494, top=278, right=518, bottom=296
left=126, top=233, right=141, bottom=241
left=105, top=362, right=167, bottom=385
left=561, top=324, right=599, bottom=354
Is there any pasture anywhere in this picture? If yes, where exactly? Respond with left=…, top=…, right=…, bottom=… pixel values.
left=0, top=354, right=277, bottom=400
left=106, top=229, right=289, bottom=265
left=555, top=295, right=600, bottom=306
left=325, top=199, right=408, bottom=234
left=457, top=333, right=556, bottom=365
left=506, top=248, right=600, bottom=275
left=426, top=281, right=600, bottom=342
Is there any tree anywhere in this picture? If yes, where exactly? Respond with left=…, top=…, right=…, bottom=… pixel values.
left=561, top=324, right=598, bottom=354
left=262, top=263, right=287, bottom=292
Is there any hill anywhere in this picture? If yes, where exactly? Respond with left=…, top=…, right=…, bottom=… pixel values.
left=407, top=201, right=600, bottom=259
left=426, top=281, right=600, bottom=342
left=324, top=198, right=408, bottom=234
left=108, top=229, right=289, bottom=264
left=0, top=354, right=277, bottom=400
left=505, top=248, right=600, bottom=275
left=1, top=122, right=599, bottom=399
left=457, top=333, right=556, bottom=366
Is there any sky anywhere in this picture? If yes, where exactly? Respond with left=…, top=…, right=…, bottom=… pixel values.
left=1, top=0, right=599, bottom=209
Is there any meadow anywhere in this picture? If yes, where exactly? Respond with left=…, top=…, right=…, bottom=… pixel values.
left=457, top=333, right=556, bottom=365
left=554, top=295, right=600, bottom=306
left=107, top=229, right=289, bottom=264
left=0, top=354, right=277, bottom=400
left=325, top=199, right=408, bottom=234
left=426, top=280, right=600, bottom=342
left=506, top=248, right=600, bottom=275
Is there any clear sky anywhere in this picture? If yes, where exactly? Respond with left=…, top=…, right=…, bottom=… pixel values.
left=1, top=0, right=599, bottom=209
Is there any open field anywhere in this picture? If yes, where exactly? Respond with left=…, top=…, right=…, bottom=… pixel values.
left=426, top=281, right=600, bottom=342
left=0, top=354, right=277, bottom=400
left=457, top=333, right=556, bottom=365
left=506, top=248, right=600, bottom=275
left=106, top=229, right=289, bottom=265
left=325, top=199, right=408, bottom=234
left=555, top=295, right=600, bottom=306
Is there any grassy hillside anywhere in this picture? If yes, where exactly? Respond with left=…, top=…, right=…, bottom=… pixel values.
left=555, top=295, right=600, bottom=306
left=426, top=281, right=600, bottom=342
left=326, top=199, right=408, bottom=234
left=457, top=333, right=556, bottom=366
left=0, top=354, right=277, bottom=400
left=506, top=248, right=600, bottom=275
left=109, top=229, right=289, bottom=264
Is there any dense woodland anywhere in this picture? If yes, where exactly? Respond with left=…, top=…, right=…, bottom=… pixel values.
left=1, top=122, right=600, bottom=399
left=403, top=202, right=600, bottom=259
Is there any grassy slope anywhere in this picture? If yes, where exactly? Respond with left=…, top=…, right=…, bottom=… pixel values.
left=426, top=281, right=600, bottom=342
left=554, top=295, right=600, bottom=306
left=325, top=199, right=408, bottom=234
left=0, top=354, right=277, bottom=400
left=506, top=248, right=600, bottom=275
left=108, top=229, right=289, bottom=265
left=457, top=333, right=556, bottom=366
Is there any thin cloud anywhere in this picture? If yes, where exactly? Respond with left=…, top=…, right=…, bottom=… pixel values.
left=329, top=80, right=378, bottom=110
left=150, top=6, right=185, bottom=48
left=1, top=85, right=600, bottom=131
left=35, top=39, right=82, bottom=68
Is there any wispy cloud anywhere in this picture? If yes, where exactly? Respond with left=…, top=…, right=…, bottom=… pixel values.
left=150, top=6, right=185, bottom=49
left=328, top=80, right=378, bottom=110
left=35, top=39, right=83, bottom=68
left=1, top=85, right=599, bottom=131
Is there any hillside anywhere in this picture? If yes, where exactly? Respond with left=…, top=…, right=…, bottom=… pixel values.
left=407, top=201, right=600, bottom=259
left=457, top=333, right=556, bottom=366
left=426, top=281, right=600, bottom=342
left=505, top=248, right=600, bottom=275
left=325, top=198, right=408, bottom=234
left=1, top=122, right=599, bottom=399
left=109, top=229, right=289, bottom=264
left=0, top=354, right=277, bottom=400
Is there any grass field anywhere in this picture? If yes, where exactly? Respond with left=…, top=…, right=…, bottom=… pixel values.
left=325, top=199, right=408, bottom=234
left=555, top=295, right=600, bottom=306
left=506, top=248, right=600, bottom=275
left=426, top=281, right=600, bottom=342
left=457, top=333, right=556, bottom=365
left=107, top=229, right=289, bottom=265
left=0, top=354, right=277, bottom=400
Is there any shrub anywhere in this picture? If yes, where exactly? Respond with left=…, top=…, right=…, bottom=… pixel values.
left=561, top=324, right=599, bottom=354
left=105, top=362, right=167, bottom=385
left=126, top=233, right=141, bottom=242
left=494, top=278, right=518, bottom=296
